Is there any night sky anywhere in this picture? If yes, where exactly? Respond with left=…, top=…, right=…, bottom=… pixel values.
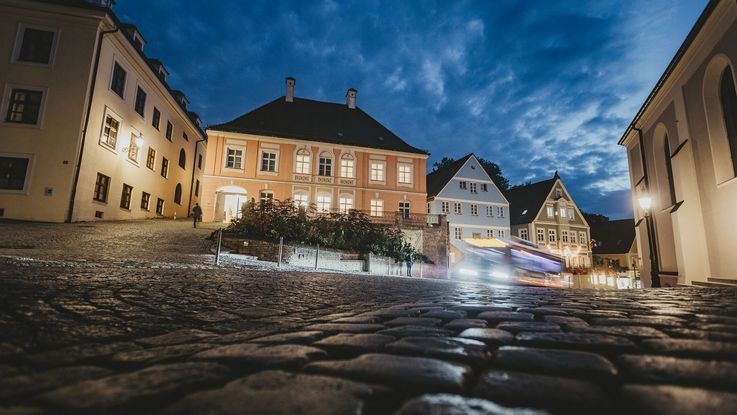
left=114, top=0, right=708, bottom=219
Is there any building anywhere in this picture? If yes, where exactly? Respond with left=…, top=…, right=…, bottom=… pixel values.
left=0, top=0, right=205, bottom=222
left=426, top=153, right=510, bottom=244
left=201, top=78, right=428, bottom=223
left=591, top=219, right=640, bottom=288
left=504, top=173, right=592, bottom=270
left=619, top=0, right=737, bottom=286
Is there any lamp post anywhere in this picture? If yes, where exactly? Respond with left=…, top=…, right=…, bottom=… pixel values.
left=638, top=195, right=661, bottom=288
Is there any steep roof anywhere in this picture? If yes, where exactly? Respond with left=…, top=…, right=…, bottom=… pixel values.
left=426, top=153, right=475, bottom=197
left=591, top=219, right=636, bottom=255
left=208, top=97, right=428, bottom=155
left=503, top=176, right=558, bottom=225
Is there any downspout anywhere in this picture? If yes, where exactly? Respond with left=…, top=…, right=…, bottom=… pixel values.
left=187, top=138, right=207, bottom=216
left=66, top=25, right=119, bottom=223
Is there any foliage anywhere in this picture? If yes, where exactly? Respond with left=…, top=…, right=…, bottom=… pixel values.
left=224, top=199, right=428, bottom=262
left=432, top=156, right=510, bottom=191
left=581, top=211, right=610, bottom=224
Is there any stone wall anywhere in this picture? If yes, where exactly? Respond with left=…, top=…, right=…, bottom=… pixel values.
left=421, top=215, right=450, bottom=278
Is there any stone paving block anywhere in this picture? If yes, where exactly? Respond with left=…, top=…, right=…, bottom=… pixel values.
left=249, top=331, right=324, bottom=344
left=450, top=304, right=516, bottom=315
left=332, top=315, right=383, bottom=324
left=666, top=328, right=737, bottom=342
left=193, top=343, right=327, bottom=369
left=444, top=319, right=488, bottom=331
left=305, top=353, right=471, bottom=393
left=40, top=362, right=230, bottom=414
left=515, top=332, right=638, bottom=352
left=495, top=322, right=561, bottom=333
left=385, top=317, right=442, bottom=327
left=27, top=342, right=143, bottom=366
left=591, top=316, right=685, bottom=328
left=620, top=384, right=737, bottom=415
left=543, top=315, right=589, bottom=328
left=422, top=310, right=467, bottom=320
left=477, top=311, right=534, bottom=324
left=472, top=370, right=611, bottom=413
left=313, top=333, right=395, bottom=354
left=617, top=354, right=737, bottom=389
left=377, top=325, right=453, bottom=338
left=0, top=343, right=23, bottom=359
left=516, top=307, right=570, bottom=316
left=162, top=370, right=388, bottom=415
left=396, top=393, right=548, bottom=415
left=0, top=366, right=113, bottom=400
left=385, top=336, right=490, bottom=366
left=112, top=343, right=215, bottom=365
left=642, top=338, right=737, bottom=360
left=135, top=329, right=218, bottom=346
left=494, top=346, right=618, bottom=381
left=0, top=406, right=44, bottom=415
left=305, top=323, right=386, bottom=333
left=458, top=328, right=514, bottom=345
left=571, top=325, right=668, bottom=339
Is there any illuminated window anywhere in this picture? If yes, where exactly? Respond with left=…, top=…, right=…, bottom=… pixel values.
left=225, top=147, right=244, bottom=170
left=370, top=161, right=385, bottom=182
left=567, top=208, right=574, bottom=219
left=370, top=199, right=383, bottom=216
left=100, top=112, right=119, bottom=149
left=339, top=195, right=353, bottom=212
left=340, top=153, right=354, bottom=178
left=93, top=173, right=110, bottom=202
left=579, top=232, right=587, bottom=245
left=547, top=206, right=554, bottom=217
left=537, top=228, right=545, bottom=242
left=260, top=150, right=277, bottom=172
left=548, top=229, right=556, bottom=242
left=561, top=230, right=569, bottom=243
left=560, top=207, right=566, bottom=218
left=398, top=163, right=412, bottom=184
left=5, top=88, right=43, bottom=125
left=519, top=229, right=528, bottom=240
left=127, top=134, right=140, bottom=163
left=570, top=232, right=576, bottom=244
left=318, top=152, right=333, bottom=176
left=293, top=192, right=308, bottom=208
left=295, top=149, right=311, bottom=174
left=316, top=194, right=331, bottom=212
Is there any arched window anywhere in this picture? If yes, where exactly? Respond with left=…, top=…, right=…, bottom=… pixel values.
left=720, top=65, right=737, bottom=177
left=292, top=191, right=309, bottom=208
left=174, top=183, right=182, bottom=205
left=664, top=135, right=676, bottom=206
left=340, top=153, right=355, bottom=178
left=178, top=149, right=186, bottom=169
left=318, top=151, right=333, bottom=176
left=295, top=148, right=311, bottom=174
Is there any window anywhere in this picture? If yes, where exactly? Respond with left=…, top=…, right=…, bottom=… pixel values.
left=178, top=149, right=186, bottom=169
left=470, top=183, right=477, bottom=193
left=470, top=204, right=478, bottom=216
left=0, top=156, right=31, bottom=191
left=537, top=228, right=545, bottom=242
left=146, top=148, right=156, bottom=170
left=579, top=232, right=587, bottom=245
left=195, top=179, right=200, bottom=197
left=127, top=134, right=140, bottom=163
left=318, top=153, right=332, bottom=176
left=165, top=121, right=173, bottom=141
left=454, top=202, right=462, bottom=215
left=226, top=147, right=244, bottom=170
left=198, top=154, right=202, bottom=170
left=427, top=203, right=431, bottom=214
left=559, top=207, right=567, bottom=218
left=399, top=201, right=410, bottom=219
left=15, top=26, right=55, bottom=64
left=261, top=151, right=277, bottom=172
left=454, top=227, right=462, bottom=240
left=481, top=183, right=488, bottom=192
left=441, top=201, right=450, bottom=214
left=120, top=184, right=133, bottom=209
left=497, top=206, right=504, bottom=217
left=93, top=173, right=110, bottom=202
left=370, top=199, right=383, bottom=217
left=174, top=184, right=182, bottom=205
left=259, top=190, right=274, bottom=205
left=567, top=208, right=574, bottom=220
left=101, top=113, right=119, bottom=149
left=340, top=153, right=355, bottom=178
left=156, top=198, right=165, bottom=215
left=570, top=232, right=576, bottom=244
left=152, top=107, right=160, bottom=130
left=459, top=181, right=467, bottom=189
left=498, top=230, right=505, bottom=239
left=487, top=229, right=494, bottom=239
left=555, top=189, right=562, bottom=198
left=547, top=206, right=554, bottom=217
left=720, top=66, right=737, bottom=177
left=370, top=161, right=385, bottom=182
left=293, top=192, right=309, bottom=208
left=519, top=229, right=528, bottom=240
left=111, top=62, right=126, bottom=98
left=339, top=195, right=353, bottom=213
left=134, top=86, right=146, bottom=117
left=316, top=194, right=331, bottom=212
left=486, top=206, right=493, bottom=217
left=295, top=149, right=311, bottom=174
left=182, top=132, right=188, bottom=141
left=5, top=88, right=43, bottom=125
left=561, top=230, right=569, bottom=243
left=141, top=191, right=150, bottom=210
left=161, top=157, right=169, bottom=178
left=398, top=163, right=412, bottom=184
left=548, top=229, right=557, bottom=243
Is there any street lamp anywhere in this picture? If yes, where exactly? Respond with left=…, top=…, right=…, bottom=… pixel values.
left=638, top=195, right=660, bottom=288
left=135, top=134, right=144, bottom=148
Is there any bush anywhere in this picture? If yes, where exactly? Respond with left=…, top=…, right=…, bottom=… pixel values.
left=224, top=199, right=427, bottom=262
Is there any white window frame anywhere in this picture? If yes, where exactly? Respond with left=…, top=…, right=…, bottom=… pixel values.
left=567, top=208, right=575, bottom=220
left=470, top=182, right=477, bottom=193
left=561, top=230, right=569, bottom=243
left=370, top=199, right=384, bottom=217
left=486, top=205, right=493, bottom=217
left=519, top=229, right=528, bottom=240
left=294, top=148, right=311, bottom=174
left=570, top=232, right=577, bottom=244
left=339, top=194, right=353, bottom=213
left=259, top=190, right=274, bottom=204
left=340, top=153, right=355, bottom=178
left=98, top=107, right=121, bottom=151
left=12, top=23, right=60, bottom=67
left=224, top=145, right=245, bottom=171
left=470, top=204, right=478, bottom=216
left=318, top=152, right=333, bottom=177
left=399, top=200, right=410, bottom=218
left=547, top=206, right=554, bottom=217
left=454, top=202, right=462, bottom=215
left=316, top=193, right=332, bottom=212
left=496, top=206, right=504, bottom=217
left=369, top=160, right=386, bottom=183
left=454, top=227, right=463, bottom=240
left=498, top=230, right=505, bottom=239
left=441, top=201, right=450, bottom=214
left=1, top=84, right=49, bottom=128
left=293, top=191, right=309, bottom=208
left=548, top=229, right=557, bottom=243
left=560, top=207, right=567, bottom=218
left=127, top=133, right=141, bottom=164
left=260, top=149, right=279, bottom=173
left=0, top=152, right=34, bottom=194
left=537, top=228, right=545, bottom=242
left=487, top=229, right=494, bottom=239
left=108, top=58, right=129, bottom=100
left=579, top=232, right=587, bottom=245
left=459, top=181, right=467, bottom=189
left=397, top=162, right=412, bottom=185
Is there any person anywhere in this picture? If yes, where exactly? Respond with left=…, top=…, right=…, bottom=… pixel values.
left=191, top=203, right=203, bottom=228
left=405, top=253, right=413, bottom=277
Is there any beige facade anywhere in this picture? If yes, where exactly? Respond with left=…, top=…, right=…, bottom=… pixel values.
left=620, top=0, right=737, bottom=286
left=0, top=0, right=205, bottom=222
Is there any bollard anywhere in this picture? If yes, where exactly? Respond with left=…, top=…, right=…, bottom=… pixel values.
left=315, top=244, right=320, bottom=269
left=215, top=228, right=222, bottom=266
left=278, top=237, right=283, bottom=267
left=420, top=261, right=423, bottom=278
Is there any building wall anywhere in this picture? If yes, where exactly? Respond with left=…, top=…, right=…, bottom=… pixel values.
left=0, top=1, right=100, bottom=221
left=201, top=132, right=427, bottom=222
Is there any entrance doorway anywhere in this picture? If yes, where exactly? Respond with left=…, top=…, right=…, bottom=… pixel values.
left=223, top=194, right=248, bottom=222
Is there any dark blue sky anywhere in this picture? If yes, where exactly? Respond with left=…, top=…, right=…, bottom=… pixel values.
left=116, top=0, right=708, bottom=219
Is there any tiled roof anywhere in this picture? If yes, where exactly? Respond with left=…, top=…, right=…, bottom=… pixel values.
left=426, top=153, right=474, bottom=198
left=591, top=219, right=636, bottom=255
left=208, top=97, right=428, bottom=155
left=503, top=176, right=558, bottom=225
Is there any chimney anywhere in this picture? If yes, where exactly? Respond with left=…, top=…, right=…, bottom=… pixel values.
left=285, top=77, right=295, bottom=102
left=346, top=88, right=357, bottom=109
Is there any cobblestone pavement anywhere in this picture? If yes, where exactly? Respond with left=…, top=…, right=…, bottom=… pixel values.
left=1, top=220, right=737, bottom=414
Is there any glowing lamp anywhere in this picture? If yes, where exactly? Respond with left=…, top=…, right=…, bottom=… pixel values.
left=135, top=136, right=144, bottom=148
left=638, top=196, right=652, bottom=211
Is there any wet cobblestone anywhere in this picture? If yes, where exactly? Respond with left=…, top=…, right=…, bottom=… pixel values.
left=1, top=220, right=737, bottom=414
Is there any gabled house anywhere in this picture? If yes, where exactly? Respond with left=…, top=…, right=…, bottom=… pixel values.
left=504, top=173, right=592, bottom=269
left=590, top=219, right=640, bottom=278
left=426, top=153, right=510, bottom=245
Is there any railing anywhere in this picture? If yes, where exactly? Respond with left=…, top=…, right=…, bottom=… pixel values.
left=314, top=209, right=440, bottom=227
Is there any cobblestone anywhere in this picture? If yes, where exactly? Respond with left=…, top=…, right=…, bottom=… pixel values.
left=1, top=220, right=737, bottom=413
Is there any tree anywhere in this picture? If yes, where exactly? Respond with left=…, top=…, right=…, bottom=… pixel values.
left=432, top=157, right=456, bottom=172
left=432, top=156, right=510, bottom=191
left=582, top=211, right=609, bottom=224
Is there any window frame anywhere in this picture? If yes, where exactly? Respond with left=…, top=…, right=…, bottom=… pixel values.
left=316, top=193, right=332, bottom=212
left=339, top=194, right=354, bottom=213
left=12, top=23, right=59, bottom=67
left=93, top=172, right=110, bottom=203
left=579, top=232, right=587, bottom=245
left=109, top=60, right=128, bottom=99
left=0, top=153, right=33, bottom=193
left=224, top=145, right=245, bottom=171
left=519, top=229, right=528, bottom=240
left=260, top=150, right=278, bottom=173
left=397, top=162, right=412, bottom=185
left=293, top=191, right=309, bottom=208
left=318, top=153, right=333, bottom=177
left=459, top=181, right=467, bottom=189
left=441, top=201, right=450, bottom=214
left=146, top=147, right=156, bottom=170
left=161, top=157, right=169, bottom=178
left=155, top=197, right=165, bottom=215
left=2, top=84, right=48, bottom=128
left=141, top=191, right=151, bottom=210
left=486, top=205, right=493, bottom=217
left=174, top=183, right=183, bottom=205
left=369, top=160, right=386, bottom=183
left=399, top=201, right=410, bottom=219
left=470, top=182, right=477, bottom=193
left=470, top=203, right=478, bottom=216
left=546, top=206, right=554, bottom=217
left=120, top=183, right=133, bottom=210
left=340, top=153, right=355, bottom=178
left=454, top=227, right=462, bottom=240
left=295, top=148, right=311, bottom=175
left=99, top=107, right=121, bottom=151
left=178, top=148, right=187, bottom=169
left=537, top=228, right=545, bottom=242
left=152, top=107, right=161, bottom=130
left=454, top=202, right=462, bottom=215
left=165, top=121, right=173, bottom=141
left=496, top=206, right=504, bottom=217
left=127, top=133, right=141, bottom=164
left=134, top=85, right=147, bottom=117
left=548, top=229, right=557, bottom=243
left=370, top=199, right=384, bottom=217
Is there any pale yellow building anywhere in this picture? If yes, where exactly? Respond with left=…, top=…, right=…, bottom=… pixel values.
left=620, top=0, right=737, bottom=286
left=0, top=0, right=205, bottom=222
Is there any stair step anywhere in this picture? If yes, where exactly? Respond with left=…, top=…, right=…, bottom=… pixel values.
left=707, top=277, right=737, bottom=286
